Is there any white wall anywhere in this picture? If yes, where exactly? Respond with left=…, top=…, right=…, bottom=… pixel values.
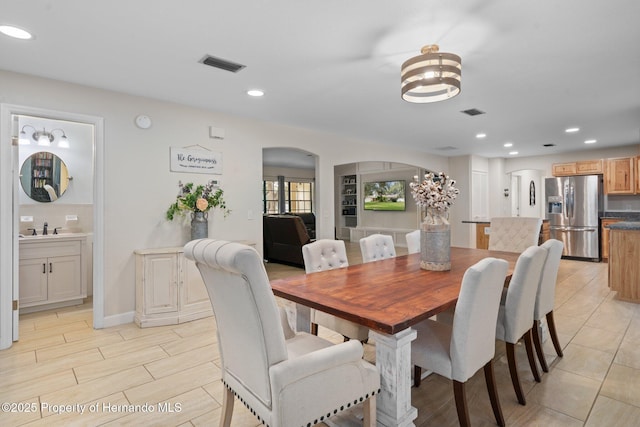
left=512, top=169, right=544, bottom=217
left=449, top=155, right=472, bottom=247
left=0, top=70, right=449, bottom=322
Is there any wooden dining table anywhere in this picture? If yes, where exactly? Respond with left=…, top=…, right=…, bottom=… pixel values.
left=270, top=247, right=520, bottom=427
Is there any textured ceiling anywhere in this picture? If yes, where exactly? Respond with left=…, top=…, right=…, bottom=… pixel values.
left=2, top=0, right=639, bottom=160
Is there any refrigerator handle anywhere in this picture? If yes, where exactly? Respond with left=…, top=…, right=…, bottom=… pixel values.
left=569, top=182, right=575, bottom=219
left=564, top=182, right=570, bottom=218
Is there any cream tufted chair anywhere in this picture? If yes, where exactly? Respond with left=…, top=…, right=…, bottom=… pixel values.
left=412, top=258, right=509, bottom=427
left=184, top=239, right=380, bottom=427
left=405, top=230, right=421, bottom=255
left=302, top=240, right=370, bottom=341
left=532, top=239, right=565, bottom=372
left=359, top=234, right=396, bottom=263
left=495, top=245, right=547, bottom=405
left=488, top=217, right=543, bottom=253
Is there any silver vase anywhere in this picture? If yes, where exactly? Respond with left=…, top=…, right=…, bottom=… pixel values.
left=190, top=211, right=209, bottom=240
left=420, top=210, right=451, bottom=271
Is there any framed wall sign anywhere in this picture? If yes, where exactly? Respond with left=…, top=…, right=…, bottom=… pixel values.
left=170, top=146, right=222, bottom=174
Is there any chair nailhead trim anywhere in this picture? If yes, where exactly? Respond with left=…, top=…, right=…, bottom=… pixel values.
left=222, top=380, right=379, bottom=427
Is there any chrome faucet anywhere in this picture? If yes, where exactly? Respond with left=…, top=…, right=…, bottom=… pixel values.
left=43, top=221, right=48, bottom=236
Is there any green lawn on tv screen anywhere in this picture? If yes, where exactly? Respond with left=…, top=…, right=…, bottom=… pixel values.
left=364, top=201, right=405, bottom=211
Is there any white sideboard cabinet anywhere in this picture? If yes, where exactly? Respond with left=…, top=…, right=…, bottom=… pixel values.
left=134, top=247, right=213, bottom=328
left=19, top=234, right=88, bottom=313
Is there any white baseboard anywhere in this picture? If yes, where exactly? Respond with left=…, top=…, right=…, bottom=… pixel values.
left=101, top=310, right=135, bottom=328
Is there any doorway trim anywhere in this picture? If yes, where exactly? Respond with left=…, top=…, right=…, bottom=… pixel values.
left=0, top=104, right=104, bottom=349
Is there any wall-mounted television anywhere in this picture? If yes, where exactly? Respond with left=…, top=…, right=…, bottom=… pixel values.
left=363, top=180, right=406, bottom=211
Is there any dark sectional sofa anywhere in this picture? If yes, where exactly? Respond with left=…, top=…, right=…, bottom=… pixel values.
left=263, top=214, right=313, bottom=267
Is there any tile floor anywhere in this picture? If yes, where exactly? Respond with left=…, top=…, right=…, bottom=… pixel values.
left=1, top=242, right=639, bottom=426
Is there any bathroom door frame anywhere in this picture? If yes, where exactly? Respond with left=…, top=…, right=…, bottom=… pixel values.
left=0, top=104, right=105, bottom=349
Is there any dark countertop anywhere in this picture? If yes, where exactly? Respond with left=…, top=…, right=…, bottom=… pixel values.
left=602, top=212, right=640, bottom=221
left=462, top=218, right=549, bottom=224
left=608, top=221, right=640, bottom=231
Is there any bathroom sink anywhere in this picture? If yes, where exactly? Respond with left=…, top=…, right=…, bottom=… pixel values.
left=19, top=232, right=87, bottom=240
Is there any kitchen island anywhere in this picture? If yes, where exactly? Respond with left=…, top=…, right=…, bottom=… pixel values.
left=608, top=222, right=640, bottom=303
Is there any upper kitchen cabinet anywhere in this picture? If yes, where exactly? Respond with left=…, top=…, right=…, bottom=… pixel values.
left=552, top=162, right=577, bottom=176
left=636, top=156, right=640, bottom=193
left=552, top=159, right=603, bottom=177
left=605, top=157, right=635, bottom=194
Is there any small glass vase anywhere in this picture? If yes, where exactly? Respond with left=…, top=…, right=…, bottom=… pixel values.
left=420, top=209, right=451, bottom=271
left=190, top=211, right=209, bottom=240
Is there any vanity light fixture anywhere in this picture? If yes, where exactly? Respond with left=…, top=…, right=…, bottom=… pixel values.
left=19, top=125, right=70, bottom=147
left=401, top=44, right=462, bottom=103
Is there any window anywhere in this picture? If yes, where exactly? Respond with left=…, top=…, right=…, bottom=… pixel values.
left=262, top=180, right=314, bottom=214
left=288, top=182, right=313, bottom=213
left=263, top=180, right=280, bottom=214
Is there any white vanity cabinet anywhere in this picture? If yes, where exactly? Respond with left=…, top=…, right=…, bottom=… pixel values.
left=134, top=247, right=213, bottom=328
left=19, top=234, right=87, bottom=312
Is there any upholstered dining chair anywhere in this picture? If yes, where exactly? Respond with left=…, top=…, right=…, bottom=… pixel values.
left=405, top=230, right=421, bottom=254
left=359, top=234, right=396, bottom=263
left=495, top=245, right=547, bottom=405
left=184, top=239, right=380, bottom=427
left=302, top=239, right=370, bottom=342
left=412, top=257, right=510, bottom=427
left=532, top=239, right=565, bottom=372
left=488, top=217, right=543, bottom=253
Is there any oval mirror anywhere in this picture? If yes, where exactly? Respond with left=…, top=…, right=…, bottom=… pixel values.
left=20, top=152, right=70, bottom=202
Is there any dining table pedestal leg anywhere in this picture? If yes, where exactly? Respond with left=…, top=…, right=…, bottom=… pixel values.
left=370, top=329, right=418, bottom=427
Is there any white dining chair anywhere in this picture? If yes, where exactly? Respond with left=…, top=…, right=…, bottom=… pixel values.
left=412, top=257, right=509, bottom=427
left=359, top=234, right=396, bottom=263
left=488, top=217, right=542, bottom=253
left=184, top=239, right=380, bottom=427
left=302, top=239, right=370, bottom=342
left=495, top=245, right=547, bottom=405
left=532, top=239, right=565, bottom=372
left=405, top=230, right=420, bottom=254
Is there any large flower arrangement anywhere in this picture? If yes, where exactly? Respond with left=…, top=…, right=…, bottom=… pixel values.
left=409, top=172, right=459, bottom=224
left=166, top=180, right=229, bottom=220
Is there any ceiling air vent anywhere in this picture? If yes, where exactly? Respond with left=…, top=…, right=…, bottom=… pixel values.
left=436, top=146, right=459, bottom=151
left=200, top=55, right=246, bottom=73
left=460, top=108, right=485, bottom=116
left=543, top=143, right=556, bottom=147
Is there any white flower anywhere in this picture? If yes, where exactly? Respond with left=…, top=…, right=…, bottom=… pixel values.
left=409, top=172, right=459, bottom=215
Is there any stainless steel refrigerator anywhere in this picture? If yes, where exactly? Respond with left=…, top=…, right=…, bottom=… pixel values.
left=545, top=175, right=603, bottom=261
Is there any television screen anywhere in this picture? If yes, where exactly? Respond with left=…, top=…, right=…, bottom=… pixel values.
left=363, top=180, right=406, bottom=211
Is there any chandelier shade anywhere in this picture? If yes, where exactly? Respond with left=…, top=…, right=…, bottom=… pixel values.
left=401, top=44, right=462, bottom=103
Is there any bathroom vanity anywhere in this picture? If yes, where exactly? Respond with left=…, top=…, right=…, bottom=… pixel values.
left=19, top=233, right=88, bottom=312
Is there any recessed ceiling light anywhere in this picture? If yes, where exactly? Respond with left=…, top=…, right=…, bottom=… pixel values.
left=509, top=151, right=518, bottom=155
left=565, top=127, right=580, bottom=133
left=0, top=25, right=33, bottom=40
left=503, top=142, right=513, bottom=148
left=476, top=133, right=487, bottom=139
left=584, top=139, right=597, bottom=144
left=247, top=89, right=264, bottom=97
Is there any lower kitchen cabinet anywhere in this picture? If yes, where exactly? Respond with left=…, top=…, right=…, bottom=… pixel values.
left=134, top=247, right=213, bottom=327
